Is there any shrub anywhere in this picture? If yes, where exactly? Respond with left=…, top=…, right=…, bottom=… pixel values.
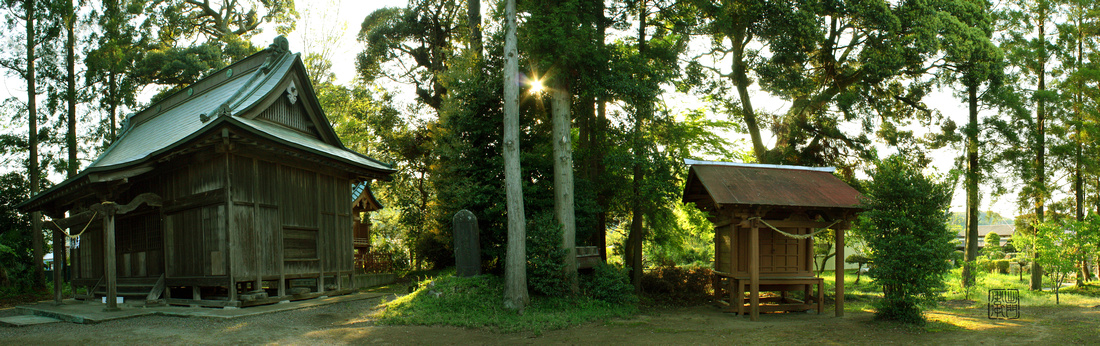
left=976, top=258, right=993, bottom=272
left=526, top=212, right=570, bottom=296
left=853, top=155, right=955, bottom=324
left=580, top=263, right=637, bottom=304
left=639, top=265, right=713, bottom=305
left=993, top=259, right=1010, bottom=274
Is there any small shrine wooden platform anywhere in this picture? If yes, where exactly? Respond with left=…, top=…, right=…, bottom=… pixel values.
left=682, top=160, right=864, bottom=321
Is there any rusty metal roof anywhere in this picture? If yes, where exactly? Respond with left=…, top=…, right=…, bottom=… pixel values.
left=682, top=160, right=863, bottom=210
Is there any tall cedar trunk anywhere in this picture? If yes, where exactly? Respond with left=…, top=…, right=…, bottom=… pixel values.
left=581, top=0, right=608, bottom=261
left=963, top=83, right=979, bottom=287
left=57, top=0, right=76, bottom=303
left=106, top=0, right=117, bottom=141
left=66, top=0, right=76, bottom=177
left=627, top=1, right=648, bottom=291
left=1073, top=15, right=1087, bottom=283
left=108, top=72, right=117, bottom=140
left=25, top=0, right=45, bottom=290
left=467, top=0, right=481, bottom=57
left=731, top=28, right=766, bottom=162
left=1075, top=21, right=1084, bottom=222
left=1031, top=15, right=1048, bottom=291
left=594, top=3, right=608, bottom=261
left=502, top=0, right=528, bottom=311
left=551, top=82, right=578, bottom=293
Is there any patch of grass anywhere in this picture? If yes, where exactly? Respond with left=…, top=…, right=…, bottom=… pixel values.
left=818, top=269, right=1100, bottom=318
left=374, top=274, right=637, bottom=334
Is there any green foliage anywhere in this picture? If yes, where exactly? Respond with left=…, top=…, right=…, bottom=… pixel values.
left=639, top=265, right=713, bottom=306
left=854, top=155, right=955, bottom=324
left=526, top=212, right=570, bottom=297
left=1015, top=216, right=1100, bottom=303
left=376, top=274, right=636, bottom=333
left=357, top=0, right=461, bottom=109
left=0, top=173, right=34, bottom=288
left=580, top=263, right=636, bottom=304
left=846, top=254, right=871, bottom=284
left=982, top=232, right=1003, bottom=260
left=976, top=258, right=1009, bottom=274
left=644, top=203, right=715, bottom=267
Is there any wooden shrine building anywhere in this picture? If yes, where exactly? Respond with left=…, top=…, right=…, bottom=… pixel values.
left=681, top=160, right=863, bottom=321
left=18, top=36, right=395, bottom=309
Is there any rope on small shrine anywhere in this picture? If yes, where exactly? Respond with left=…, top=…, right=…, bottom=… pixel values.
left=748, top=216, right=842, bottom=239
left=45, top=211, right=98, bottom=239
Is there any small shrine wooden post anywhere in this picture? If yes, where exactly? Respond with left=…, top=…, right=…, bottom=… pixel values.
left=835, top=223, right=846, bottom=317
left=52, top=227, right=64, bottom=304
left=749, top=218, right=761, bottom=321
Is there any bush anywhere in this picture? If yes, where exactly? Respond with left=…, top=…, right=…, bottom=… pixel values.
left=976, top=258, right=992, bottom=272
left=993, top=259, right=1010, bottom=274
left=526, top=212, right=570, bottom=296
left=853, top=155, right=955, bottom=324
left=580, top=263, right=637, bottom=304
left=639, top=265, right=713, bottom=305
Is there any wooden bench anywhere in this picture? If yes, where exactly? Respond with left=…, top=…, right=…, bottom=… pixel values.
left=715, top=272, right=823, bottom=316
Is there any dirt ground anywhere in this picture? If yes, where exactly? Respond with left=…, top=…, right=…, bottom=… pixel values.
left=2, top=293, right=1098, bottom=345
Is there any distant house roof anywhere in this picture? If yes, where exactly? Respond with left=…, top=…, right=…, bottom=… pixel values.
left=682, top=160, right=863, bottom=210
left=20, top=37, right=395, bottom=212
left=957, top=224, right=1015, bottom=248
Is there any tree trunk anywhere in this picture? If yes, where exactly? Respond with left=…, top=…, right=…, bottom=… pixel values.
left=502, top=0, right=528, bottom=311
left=730, top=28, right=766, bottom=163
left=1074, top=21, right=1084, bottom=223
left=593, top=2, right=608, bottom=262
left=66, top=0, right=77, bottom=178
left=106, top=0, right=118, bottom=142
left=26, top=0, right=45, bottom=290
left=467, top=0, right=482, bottom=57
left=1031, top=15, right=1048, bottom=291
left=963, top=83, right=979, bottom=287
left=55, top=0, right=77, bottom=303
left=108, top=72, right=117, bottom=141
left=627, top=162, right=644, bottom=292
left=551, top=81, right=578, bottom=293
left=627, top=3, right=648, bottom=291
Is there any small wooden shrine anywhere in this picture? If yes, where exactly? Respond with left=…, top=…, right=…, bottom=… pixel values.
left=681, top=160, right=863, bottom=321
left=18, top=36, right=395, bottom=309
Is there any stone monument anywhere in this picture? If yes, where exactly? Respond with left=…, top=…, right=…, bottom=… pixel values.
left=453, top=209, right=481, bottom=276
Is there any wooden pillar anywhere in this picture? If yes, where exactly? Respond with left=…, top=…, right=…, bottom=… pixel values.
left=835, top=226, right=845, bottom=317
left=252, top=157, right=262, bottom=292
left=315, top=172, right=324, bottom=294
left=277, top=164, right=286, bottom=298
left=53, top=224, right=64, bottom=304
left=225, top=153, right=237, bottom=304
left=104, top=213, right=119, bottom=311
left=750, top=220, right=760, bottom=321
left=334, top=178, right=343, bottom=291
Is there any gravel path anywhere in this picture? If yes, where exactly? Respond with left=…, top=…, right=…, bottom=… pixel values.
left=0, top=294, right=401, bottom=345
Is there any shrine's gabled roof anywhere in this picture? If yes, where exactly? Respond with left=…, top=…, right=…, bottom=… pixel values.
left=19, top=36, right=394, bottom=212
left=682, top=160, right=863, bottom=210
